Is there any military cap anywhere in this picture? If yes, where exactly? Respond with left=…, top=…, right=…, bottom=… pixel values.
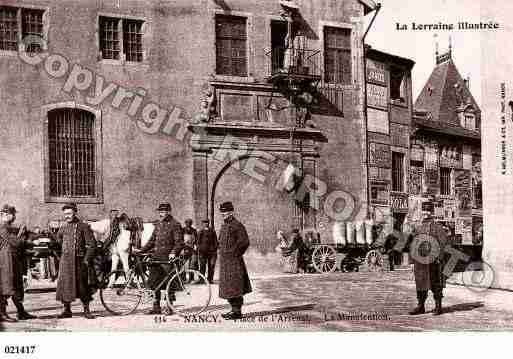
left=156, top=203, right=172, bottom=211
left=61, top=203, right=78, bottom=212
left=219, top=201, right=234, bottom=213
left=0, top=204, right=16, bottom=215
left=185, top=218, right=193, bottom=224
left=201, top=219, right=210, bottom=224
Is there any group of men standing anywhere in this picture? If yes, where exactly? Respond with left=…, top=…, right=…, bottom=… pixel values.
left=0, top=200, right=253, bottom=322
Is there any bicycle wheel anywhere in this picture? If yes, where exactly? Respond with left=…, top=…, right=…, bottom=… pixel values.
left=166, top=270, right=211, bottom=316
left=100, top=270, right=143, bottom=315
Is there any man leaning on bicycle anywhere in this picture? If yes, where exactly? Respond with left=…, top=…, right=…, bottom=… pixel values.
left=132, top=203, right=184, bottom=315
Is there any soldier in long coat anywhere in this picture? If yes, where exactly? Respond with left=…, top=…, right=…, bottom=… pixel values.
left=409, top=210, right=449, bottom=316
left=54, top=203, right=97, bottom=319
left=133, top=203, right=184, bottom=315
left=0, top=205, right=37, bottom=321
left=218, top=202, right=252, bottom=320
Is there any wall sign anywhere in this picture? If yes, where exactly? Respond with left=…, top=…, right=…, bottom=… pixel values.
left=390, top=192, right=408, bottom=212
left=368, top=108, right=389, bottom=134
left=454, top=170, right=471, bottom=188
left=390, top=123, right=409, bottom=147
left=439, top=145, right=462, bottom=168
left=455, top=217, right=473, bottom=245
left=409, top=165, right=423, bottom=195
left=367, top=84, right=388, bottom=109
left=369, top=143, right=391, bottom=168
left=369, top=166, right=391, bottom=181
left=367, top=59, right=387, bottom=86
left=370, top=181, right=389, bottom=206
left=411, top=146, right=424, bottom=162
left=456, top=188, right=472, bottom=216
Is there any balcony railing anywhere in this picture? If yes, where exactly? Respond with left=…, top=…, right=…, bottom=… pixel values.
left=266, top=47, right=322, bottom=82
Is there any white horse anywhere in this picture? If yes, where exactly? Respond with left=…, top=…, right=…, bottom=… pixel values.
left=88, top=218, right=155, bottom=285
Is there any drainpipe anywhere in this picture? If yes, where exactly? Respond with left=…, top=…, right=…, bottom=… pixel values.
left=362, top=3, right=382, bottom=220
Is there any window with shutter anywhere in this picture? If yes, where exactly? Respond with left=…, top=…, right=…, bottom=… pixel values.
left=216, top=15, right=247, bottom=77
left=324, top=27, right=351, bottom=84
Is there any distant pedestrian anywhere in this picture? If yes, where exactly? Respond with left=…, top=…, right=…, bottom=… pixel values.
left=197, top=219, right=218, bottom=284
left=54, top=203, right=98, bottom=319
left=218, top=202, right=252, bottom=320
left=408, top=209, right=449, bottom=316
left=183, top=219, right=198, bottom=281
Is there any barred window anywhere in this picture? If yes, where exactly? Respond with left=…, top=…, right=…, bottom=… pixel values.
left=324, top=27, right=351, bottom=84
left=440, top=167, right=451, bottom=196
left=123, top=19, right=143, bottom=62
left=48, top=109, right=96, bottom=198
left=0, top=7, right=18, bottom=51
left=391, top=152, right=404, bottom=192
left=22, top=8, right=44, bottom=53
left=216, top=15, right=247, bottom=77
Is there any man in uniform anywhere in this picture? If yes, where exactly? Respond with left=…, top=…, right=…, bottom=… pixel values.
left=183, top=218, right=198, bottom=282
left=0, top=205, right=37, bottom=321
left=408, top=207, right=449, bottom=316
left=133, top=203, right=184, bottom=315
left=218, top=202, right=252, bottom=320
left=54, top=203, right=97, bottom=319
left=197, top=219, right=218, bottom=284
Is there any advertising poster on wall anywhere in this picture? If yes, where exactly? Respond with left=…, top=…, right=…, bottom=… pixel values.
left=456, top=188, right=473, bottom=216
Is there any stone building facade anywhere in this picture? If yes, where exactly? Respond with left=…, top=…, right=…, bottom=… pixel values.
left=412, top=48, right=483, bottom=264
left=0, top=0, right=378, bottom=267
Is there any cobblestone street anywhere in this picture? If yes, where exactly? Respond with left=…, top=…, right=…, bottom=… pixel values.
left=3, top=269, right=513, bottom=331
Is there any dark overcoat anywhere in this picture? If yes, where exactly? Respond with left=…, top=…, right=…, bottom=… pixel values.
left=218, top=216, right=252, bottom=299
left=410, top=219, right=449, bottom=291
left=140, top=215, right=184, bottom=289
left=0, top=225, right=15, bottom=297
left=6, top=225, right=32, bottom=301
left=197, top=228, right=218, bottom=255
left=55, top=218, right=97, bottom=303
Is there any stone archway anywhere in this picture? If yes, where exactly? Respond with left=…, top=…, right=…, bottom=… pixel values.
left=188, top=124, right=327, bottom=238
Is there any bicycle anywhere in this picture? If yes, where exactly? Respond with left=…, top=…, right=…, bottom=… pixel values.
left=99, top=253, right=211, bottom=316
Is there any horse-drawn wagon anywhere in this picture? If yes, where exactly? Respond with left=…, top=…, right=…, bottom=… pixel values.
left=300, top=221, right=395, bottom=274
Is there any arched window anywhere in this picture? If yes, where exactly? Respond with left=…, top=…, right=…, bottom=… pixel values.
left=47, top=108, right=97, bottom=198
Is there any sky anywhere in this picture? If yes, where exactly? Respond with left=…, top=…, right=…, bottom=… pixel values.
left=364, top=0, right=483, bottom=106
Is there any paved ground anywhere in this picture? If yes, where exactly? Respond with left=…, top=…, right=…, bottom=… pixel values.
left=3, top=268, right=513, bottom=331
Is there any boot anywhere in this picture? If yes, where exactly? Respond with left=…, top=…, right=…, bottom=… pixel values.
left=408, top=291, right=427, bottom=315
left=83, top=303, right=95, bottom=319
left=58, top=302, right=72, bottom=319
left=14, top=300, right=37, bottom=320
left=146, top=301, right=162, bottom=315
left=433, top=297, right=443, bottom=316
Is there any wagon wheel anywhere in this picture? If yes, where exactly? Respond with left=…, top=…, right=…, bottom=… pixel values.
left=365, top=249, right=384, bottom=272
left=312, top=245, right=337, bottom=273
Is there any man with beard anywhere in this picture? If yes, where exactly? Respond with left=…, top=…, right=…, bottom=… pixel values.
left=218, top=202, right=252, bottom=320
left=0, top=205, right=36, bottom=322
left=133, top=203, right=184, bottom=315
left=54, top=203, right=97, bottom=319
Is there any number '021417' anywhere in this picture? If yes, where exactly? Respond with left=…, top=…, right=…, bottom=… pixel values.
left=4, top=345, right=36, bottom=354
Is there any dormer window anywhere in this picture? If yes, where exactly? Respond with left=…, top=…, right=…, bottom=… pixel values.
left=461, top=107, right=476, bottom=130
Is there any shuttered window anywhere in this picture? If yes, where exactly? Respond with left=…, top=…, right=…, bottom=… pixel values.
left=48, top=109, right=96, bottom=198
left=391, top=152, right=404, bottom=192
left=216, top=15, right=247, bottom=77
left=324, top=27, right=351, bottom=84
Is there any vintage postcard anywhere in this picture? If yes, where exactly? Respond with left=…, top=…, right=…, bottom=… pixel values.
left=0, top=0, right=512, bottom=344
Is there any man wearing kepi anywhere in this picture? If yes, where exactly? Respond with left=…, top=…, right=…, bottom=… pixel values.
left=54, top=203, right=98, bottom=319
left=218, top=202, right=252, bottom=320
left=0, top=205, right=36, bottom=322
left=134, top=203, right=184, bottom=315
left=408, top=205, right=449, bottom=316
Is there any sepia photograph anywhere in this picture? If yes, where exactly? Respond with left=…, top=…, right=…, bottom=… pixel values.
left=0, top=0, right=512, bottom=350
